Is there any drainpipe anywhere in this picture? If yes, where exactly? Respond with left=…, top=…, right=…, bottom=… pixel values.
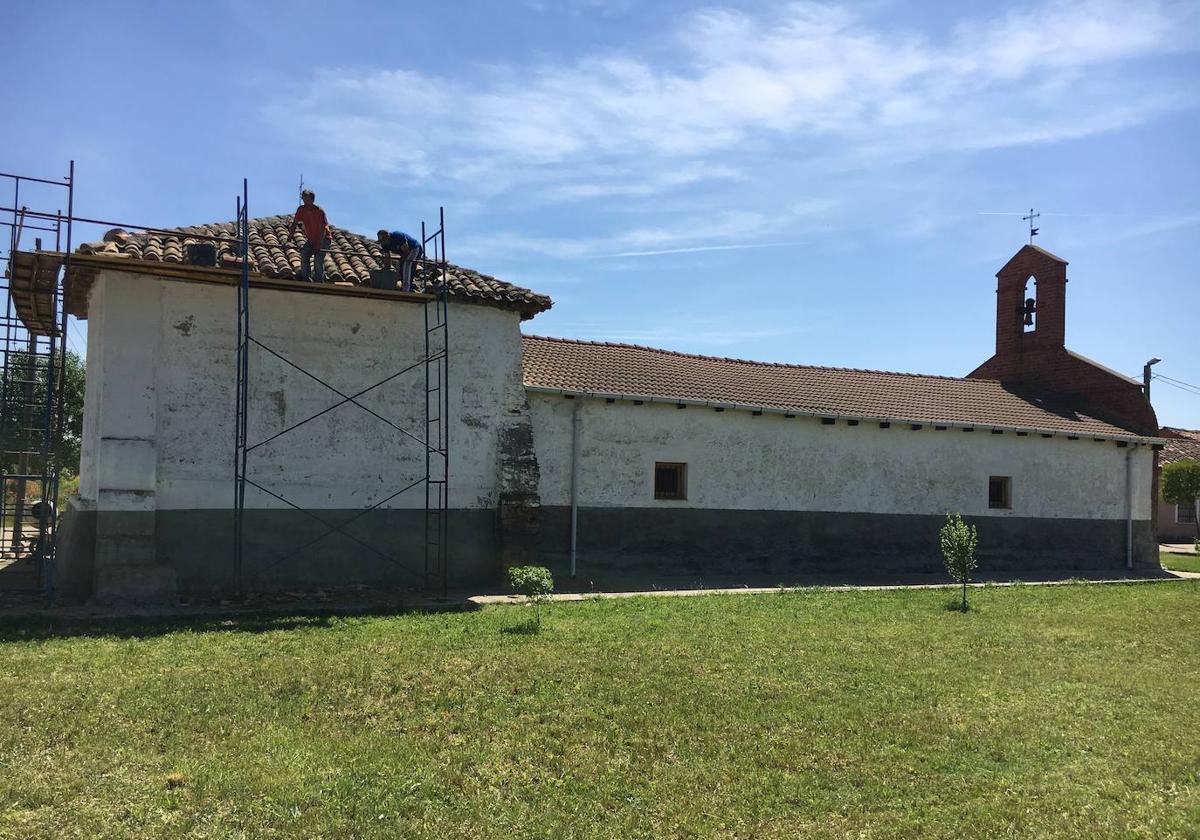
left=1126, top=444, right=1137, bottom=571
left=569, top=398, right=581, bottom=578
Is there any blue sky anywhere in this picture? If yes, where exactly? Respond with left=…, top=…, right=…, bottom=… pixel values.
left=4, top=0, right=1199, bottom=425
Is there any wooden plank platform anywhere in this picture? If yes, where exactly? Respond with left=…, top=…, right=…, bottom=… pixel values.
left=6, top=250, right=64, bottom=337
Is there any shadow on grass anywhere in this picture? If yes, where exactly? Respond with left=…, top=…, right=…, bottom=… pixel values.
left=501, top=619, right=541, bottom=636
left=0, top=599, right=480, bottom=644
left=942, top=599, right=974, bottom=613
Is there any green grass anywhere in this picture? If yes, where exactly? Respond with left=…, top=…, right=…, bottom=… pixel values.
left=1, top=583, right=1199, bottom=839
left=1162, top=549, right=1200, bottom=574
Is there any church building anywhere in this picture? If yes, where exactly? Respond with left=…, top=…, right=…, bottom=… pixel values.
left=14, top=218, right=1160, bottom=602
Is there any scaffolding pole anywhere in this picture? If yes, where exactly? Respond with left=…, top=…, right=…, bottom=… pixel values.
left=0, top=161, right=73, bottom=596
left=231, top=193, right=452, bottom=598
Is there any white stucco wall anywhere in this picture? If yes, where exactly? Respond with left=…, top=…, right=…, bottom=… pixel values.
left=80, top=270, right=528, bottom=511
left=529, top=393, right=1154, bottom=520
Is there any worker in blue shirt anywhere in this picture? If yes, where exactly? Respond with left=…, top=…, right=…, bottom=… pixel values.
left=377, top=230, right=424, bottom=292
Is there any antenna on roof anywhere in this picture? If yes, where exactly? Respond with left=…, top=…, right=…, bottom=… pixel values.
left=298, top=173, right=304, bottom=203
left=1022, top=207, right=1040, bottom=244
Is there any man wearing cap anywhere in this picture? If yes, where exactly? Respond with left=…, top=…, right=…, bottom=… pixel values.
left=289, top=190, right=332, bottom=283
left=377, top=230, right=424, bottom=292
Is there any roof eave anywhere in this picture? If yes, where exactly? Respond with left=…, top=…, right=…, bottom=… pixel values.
left=62, top=251, right=551, bottom=316
left=524, top=385, right=1164, bottom=445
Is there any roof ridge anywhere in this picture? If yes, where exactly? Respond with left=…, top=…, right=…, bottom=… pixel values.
left=97, top=216, right=511, bottom=282
left=74, top=214, right=552, bottom=314
left=521, top=333, right=974, bottom=382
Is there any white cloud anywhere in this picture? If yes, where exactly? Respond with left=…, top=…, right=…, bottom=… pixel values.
left=453, top=203, right=831, bottom=261
left=267, top=1, right=1198, bottom=252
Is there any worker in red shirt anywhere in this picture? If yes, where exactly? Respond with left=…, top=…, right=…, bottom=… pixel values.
left=289, top=189, right=332, bottom=282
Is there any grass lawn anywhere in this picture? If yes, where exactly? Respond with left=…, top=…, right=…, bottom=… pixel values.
left=1162, top=550, right=1200, bottom=574
left=1, top=583, right=1198, bottom=839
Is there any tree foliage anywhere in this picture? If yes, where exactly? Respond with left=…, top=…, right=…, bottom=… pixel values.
left=1162, top=460, right=1200, bottom=538
left=1, top=349, right=85, bottom=476
left=507, top=565, right=554, bottom=629
left=940, top=513, right=979, bottom=612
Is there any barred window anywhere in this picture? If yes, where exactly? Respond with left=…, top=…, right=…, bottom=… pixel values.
left=654, top=462, right=687, bottom=500
left=989, top=476, right=1011, bottom=510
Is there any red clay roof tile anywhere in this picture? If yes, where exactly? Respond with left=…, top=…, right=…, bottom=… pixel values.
left=522, top=334, right=1155, bottom=439
left=78, top=215, right=552, bottom=315
left=1160, top=427, right=1200, bottom=465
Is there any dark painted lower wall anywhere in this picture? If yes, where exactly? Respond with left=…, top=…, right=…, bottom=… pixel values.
left=53, top=497, right=97, bottom=601
left=59, top=504, right=503, bottom=599
left=57, top=500, right=1161, bottom=602
left=536, top=506, right=1160, bottom=582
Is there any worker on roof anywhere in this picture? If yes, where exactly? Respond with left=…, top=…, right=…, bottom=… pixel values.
left=289, top=189, right=332, bottom=283
left=377, top=230, right=423, bottom=293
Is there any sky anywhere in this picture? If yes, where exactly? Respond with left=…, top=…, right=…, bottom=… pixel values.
left=3, top=0, right=1199, bottom=426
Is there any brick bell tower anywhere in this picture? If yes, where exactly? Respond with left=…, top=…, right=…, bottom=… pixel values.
left=984, top=244, right=1067, bottom=372
left=968, top=244, right=1157, bottom=434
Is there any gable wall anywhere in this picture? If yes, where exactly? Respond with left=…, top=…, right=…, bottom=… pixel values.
left=64, top=269, right=531, bottom=599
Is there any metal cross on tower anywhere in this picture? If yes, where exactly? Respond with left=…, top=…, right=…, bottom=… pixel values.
left=1022, top=208, right=1040, bottom=244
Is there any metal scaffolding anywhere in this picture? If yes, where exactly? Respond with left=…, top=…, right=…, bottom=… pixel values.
left=0, top=162, right=73, bottom=595
left=232, top=187, right=451, bottom=597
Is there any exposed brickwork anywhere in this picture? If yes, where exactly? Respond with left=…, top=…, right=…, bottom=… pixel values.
left=969, top=245, right=1158, bottom=435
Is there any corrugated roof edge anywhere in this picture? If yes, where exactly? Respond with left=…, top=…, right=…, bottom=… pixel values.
left=525, top=384, right=1166, bottom=445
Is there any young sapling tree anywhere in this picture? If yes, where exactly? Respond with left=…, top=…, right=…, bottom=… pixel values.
left=507, top=565, right=554, bottom=630
left=940, top=513, right=979, bottom=612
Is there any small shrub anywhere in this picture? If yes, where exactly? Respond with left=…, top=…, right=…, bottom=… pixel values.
left=507, top=565, right=554, bottom=630
left=940, top=513, right=978, bottom=612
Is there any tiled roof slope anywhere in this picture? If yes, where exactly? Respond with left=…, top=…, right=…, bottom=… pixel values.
left=522, top=335, right=1156, bottom=439
left=77, top=215, right=551, bottom=315
left=1160, top=427, right=1200, bottom=465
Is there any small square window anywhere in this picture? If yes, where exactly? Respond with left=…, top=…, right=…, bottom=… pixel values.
left=988, top=476, right=1011, bottom=510
left=1178, top=504, right=1196, bottom=525
left=655, top=462, right=687, bottom=500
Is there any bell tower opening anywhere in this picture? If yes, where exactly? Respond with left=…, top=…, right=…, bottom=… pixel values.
left=1021, top=276, right=1037, bottom=333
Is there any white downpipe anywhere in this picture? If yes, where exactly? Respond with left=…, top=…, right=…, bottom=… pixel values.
left=1125, top=444, right=1136, bottom=571
left=569, top=398, right=581, bottom=578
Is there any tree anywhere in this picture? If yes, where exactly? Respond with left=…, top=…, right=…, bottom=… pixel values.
left=1162, top=460, right=1200, bottom=540
left=507, top=565, right=554, bottom=630
left=940, top=513, right=979, bottom=612
left=0, top=349, right=85, bottom=477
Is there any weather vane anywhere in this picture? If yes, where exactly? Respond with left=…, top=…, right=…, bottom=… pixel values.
left=1022, top=207, right=1040, bottom=244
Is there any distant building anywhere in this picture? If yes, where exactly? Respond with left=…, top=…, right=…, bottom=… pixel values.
left=1155, top=427, right=1200, bottom=542
left=15, top=221, right=1163, bottom=602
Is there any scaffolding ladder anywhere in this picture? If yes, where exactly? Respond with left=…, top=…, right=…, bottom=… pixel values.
left=0, top=163, right=73, bottom=594
left=232, top=189, right=452, bottom=598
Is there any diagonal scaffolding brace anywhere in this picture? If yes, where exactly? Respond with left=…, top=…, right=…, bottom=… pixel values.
left=232, top=184, right=450, bottom=598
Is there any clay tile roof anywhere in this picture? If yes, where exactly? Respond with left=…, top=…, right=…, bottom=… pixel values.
left=1159, top=427, right=1200, bottom=465
left=76, top=215, right=552, bottom=316
left=522, top=335, right=1156, bottom=439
